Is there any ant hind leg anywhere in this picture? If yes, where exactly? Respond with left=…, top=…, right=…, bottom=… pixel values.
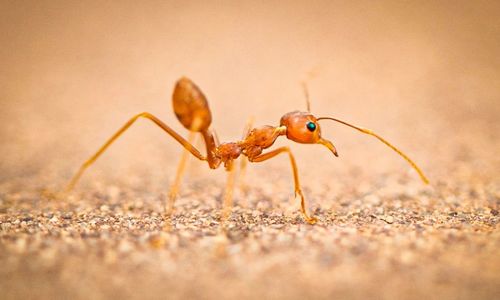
left=66, top=112, right=206, bottom=193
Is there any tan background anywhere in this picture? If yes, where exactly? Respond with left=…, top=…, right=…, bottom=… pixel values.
left=1, top=0, right=499, bottom=183
left=1, top=1, right=499, bottom=299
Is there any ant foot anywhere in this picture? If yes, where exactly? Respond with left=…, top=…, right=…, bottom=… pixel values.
left=305, top=216, right=318, bottom=225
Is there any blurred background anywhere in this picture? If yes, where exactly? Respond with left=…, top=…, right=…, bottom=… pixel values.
left=1, top=0, right=498, bottom=187
left=1, top=1, right=500, bottom=299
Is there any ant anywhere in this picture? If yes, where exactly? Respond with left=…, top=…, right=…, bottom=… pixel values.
left=66, top=77, right=429, bottom=225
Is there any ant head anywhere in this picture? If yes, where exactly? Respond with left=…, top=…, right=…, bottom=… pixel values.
left=280, top=111, right=338, bottom=156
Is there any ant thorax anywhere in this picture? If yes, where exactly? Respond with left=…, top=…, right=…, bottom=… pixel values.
left=239, top=125, right=284, bottom=160
left=214, top=125, right=284, bottom=167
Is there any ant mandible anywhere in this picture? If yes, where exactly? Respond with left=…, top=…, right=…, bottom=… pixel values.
left=66, top=77, right=429, bottom=224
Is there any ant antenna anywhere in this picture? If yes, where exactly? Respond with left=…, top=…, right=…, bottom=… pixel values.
left=301, top=81, right=311, bottom=112
left=317, top=116, right=429, bottom=184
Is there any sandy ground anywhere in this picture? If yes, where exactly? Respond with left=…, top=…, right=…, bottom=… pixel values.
left=1, top=1, right=499, bottom=299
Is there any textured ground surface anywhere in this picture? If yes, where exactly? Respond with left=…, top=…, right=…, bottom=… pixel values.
left=1, top=167, right=499, bottom=300
left=1, top=1, right=500, bottom=299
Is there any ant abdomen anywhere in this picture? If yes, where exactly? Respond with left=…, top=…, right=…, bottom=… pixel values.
left=172, top=77, right=212, bottom=132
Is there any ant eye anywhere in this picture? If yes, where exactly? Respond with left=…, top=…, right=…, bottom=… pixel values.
left=306, top=122, right=316, bottom=132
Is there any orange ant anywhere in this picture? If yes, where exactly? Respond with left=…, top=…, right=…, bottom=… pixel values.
left=66, top=77, right=429, bottom=224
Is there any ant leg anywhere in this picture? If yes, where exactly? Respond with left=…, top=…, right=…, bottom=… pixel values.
left=239, top=157, right=249, bottom=195
left=221, top=160, right=237, bottom=226
left=238, top=117, right=254, bottom=197
left=166, top=117, right=205, bottom=216
left=163, top=131, right=197, bottom=231
left=166, top=130, right=197, bottom=216
left=213, top=161, right=236, bottom=256
left=66, top=112, right=206, bottom=192
left=250, top=147, right=317, bottom=224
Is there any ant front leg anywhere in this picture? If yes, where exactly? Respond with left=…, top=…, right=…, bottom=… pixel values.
left=249, top=147, right=317, bottom=224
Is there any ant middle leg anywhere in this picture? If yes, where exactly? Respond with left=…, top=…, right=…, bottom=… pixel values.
left=221, top=160, right=237, bottom=227
left=249, top=147, right=317, bottom=224
left=238, top=116, right=254, bottom=199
